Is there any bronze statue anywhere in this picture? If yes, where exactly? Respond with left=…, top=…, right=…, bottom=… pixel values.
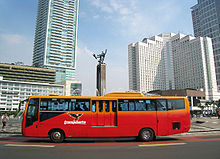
left=93, top=49, right=107, bottom=65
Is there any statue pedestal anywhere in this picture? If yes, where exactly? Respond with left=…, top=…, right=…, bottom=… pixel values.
left=97, top=64, right=106, bottom=96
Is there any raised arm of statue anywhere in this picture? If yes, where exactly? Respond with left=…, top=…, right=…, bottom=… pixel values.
left=93, top=49, right=107, bottom=64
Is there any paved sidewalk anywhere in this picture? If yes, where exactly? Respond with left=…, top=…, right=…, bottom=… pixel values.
left=190, top=117, right=220, bottom=132
left=0, top=117, right=220, bottom=137
left=0, top=119, right=21, bottom=136
left=171, top=117, right=220, bottom=136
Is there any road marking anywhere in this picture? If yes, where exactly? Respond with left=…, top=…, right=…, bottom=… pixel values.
left=4, top=144, right=55, bottom=148
left=139, top=142, right=186, bottom=147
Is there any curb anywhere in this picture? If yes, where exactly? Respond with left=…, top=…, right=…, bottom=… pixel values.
left=0, top=132, right=21, bottom=134
left=188, top=129, right=220, bottom=133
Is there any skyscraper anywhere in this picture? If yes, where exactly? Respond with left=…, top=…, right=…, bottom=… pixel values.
left=191, top=0, right=220, bottom=90
left=33, top=0, right=79, bottom=83
left=128, top=33, right=175, bottom=94
left=128, top=33, right=219, bottom=100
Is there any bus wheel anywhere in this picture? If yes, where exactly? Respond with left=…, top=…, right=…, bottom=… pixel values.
left=138, top=128, right=154, bottom=142
left=49, top=129, right=65, bottom=143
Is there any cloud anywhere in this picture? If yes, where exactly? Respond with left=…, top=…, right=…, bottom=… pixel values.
left=109, top=0, right=121, bottom=10
left=91, top=0, right=113, bottom=13
left=91, top=0, right=132, bottom=15
left=119, top=8, right=130, bottom=15
left=0, top=33, right=28, bottom=45
left=89, top=0, right=184, bottom=39
left=0, top=33, right=33, bottom=65
left=93, top=15, right=100, bottom=19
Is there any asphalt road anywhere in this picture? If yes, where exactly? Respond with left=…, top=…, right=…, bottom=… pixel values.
left=0, top=135, right=220, bottom=159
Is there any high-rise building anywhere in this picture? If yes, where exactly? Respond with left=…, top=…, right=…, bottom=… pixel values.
left=128, top=33, right=220, bottom=100
left=128, top=33, right=175, bottom=94
left=191, top=0, right=220, bottom=90
left=33, top=0, right=79, bottom=83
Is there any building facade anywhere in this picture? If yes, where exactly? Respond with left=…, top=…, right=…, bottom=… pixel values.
left=128, top=33, right=219, bottom=100
left=0, top=63, right=56, bottom=84
left=0, top=63, right=82, bottom=112
left=191, top=0, right=220, bottom=90
left=0, top=76, right=64, bottom=112
left=128, top=33, right=175, bottom=93
left=33, top=0, right=79, bottom=83
left=59, top=80, right=82, bottom=96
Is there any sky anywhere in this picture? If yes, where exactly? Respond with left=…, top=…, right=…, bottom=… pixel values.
left=0, top=0, right=197, bottom=96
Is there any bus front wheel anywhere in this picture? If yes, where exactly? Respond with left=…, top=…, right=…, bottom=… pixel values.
left=49, top=129, right=65, bottom=143
left=138, top=128, right=154, bottom=142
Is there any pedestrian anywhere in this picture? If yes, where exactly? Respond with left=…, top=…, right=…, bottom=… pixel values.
left=1, top=113, right=9, bottom=132
left=216, top=107, right=220, bottom=119
left=218, top=109, right=220, bottom=119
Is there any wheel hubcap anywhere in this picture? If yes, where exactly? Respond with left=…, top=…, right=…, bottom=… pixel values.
left=53, top=132, right=61, bottom=140
left=142, top=131, right=151, bottom=140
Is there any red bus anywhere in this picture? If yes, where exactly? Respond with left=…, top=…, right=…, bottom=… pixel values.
left=22, top=92, right=191, bottom=143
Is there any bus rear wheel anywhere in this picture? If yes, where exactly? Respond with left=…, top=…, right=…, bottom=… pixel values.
left=138, top=128, right=154, bottom=142
left=49, top=129, right=65, bottom=143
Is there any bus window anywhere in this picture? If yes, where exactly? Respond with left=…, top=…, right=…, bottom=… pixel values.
left=99, top=101, right=103, bottom=112
left=156, top=99, right=167, bottom=111
left=92, top=101, right=96, bottom=112
left=112, top=101, right=117, bottom=112
left=40, top=98, right=69, bottom=111
left=135, top=100, right=146, bottom=111
left=26, top=98, right=39, bottom=127
left=56, top=99, right=69, bottom=111
left=40, top=99, right=48, bottom=111
left=167, top=99, right=185, bottom=110
left=146, top=100, right=156, bottom=111
left=76, top=99, right=90, bottom=111
left=69, top=99, right=76, bottom=111
left=40, top=98, right=90, bottom=111
left=118, top=100, right=128, bottom=111
left=128, top=100, right=135, bottom=111
left=105, top=101, right=110, bottom=112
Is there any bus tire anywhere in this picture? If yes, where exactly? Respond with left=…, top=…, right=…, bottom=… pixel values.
left=138, top=128, right=154, bottom=142
left=49, top=129, right=65, bottom=143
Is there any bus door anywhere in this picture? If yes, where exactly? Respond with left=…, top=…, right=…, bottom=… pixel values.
left=155, top=99, right=169, bottom=136
left=91, top=100, right=117, bottom=127
left=110, top=101, right=117, bottom=126
left=24, top=98, right=39, bottom=136
left=98, top=101, right=105, bottom=126
left=104, top=100, right=117, bottom=126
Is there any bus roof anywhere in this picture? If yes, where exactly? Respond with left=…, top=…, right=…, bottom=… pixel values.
left=104, top=92, right=145, bottom=97
left=28, top=92, right=187, bottom=99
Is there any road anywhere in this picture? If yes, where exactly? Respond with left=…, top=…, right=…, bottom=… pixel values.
left=0, top=135, right=220, bottom=159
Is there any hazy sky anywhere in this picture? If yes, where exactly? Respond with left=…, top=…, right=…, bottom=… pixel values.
left=0, top=0, right=197, bottom=95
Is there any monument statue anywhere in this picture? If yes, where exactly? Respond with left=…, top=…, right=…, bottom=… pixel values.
left=93, top=49, right=107, bottom=96
left=93, top=49, right=107, bottom=64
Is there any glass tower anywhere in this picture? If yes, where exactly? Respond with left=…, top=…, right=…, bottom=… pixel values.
left=191, top=0, right=220, bottom=90
left=33, top=0, right=79, bottom=83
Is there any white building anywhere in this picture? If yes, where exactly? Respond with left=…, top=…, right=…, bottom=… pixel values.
left=33, top=0, right=79, bottom=83
left=128, top=33, right=175, bottom=93
left=59, top=80, right=82, bottom=96
left=128, top=33, right=220, bottom=100
left=0, top=77, right=64, bottom=112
